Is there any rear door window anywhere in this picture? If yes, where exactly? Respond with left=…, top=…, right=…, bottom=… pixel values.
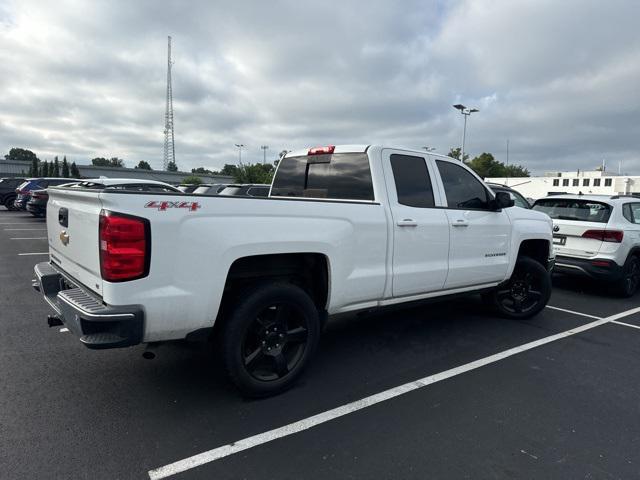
left=271, top=153, right=374, bottom=201
left=532, top=199, right=612, bottom=223
left=390, top=154, right=435, bottom=208
left=623, top=203, right=640, bottom=224
left=436, top=160, right=490, bottom=209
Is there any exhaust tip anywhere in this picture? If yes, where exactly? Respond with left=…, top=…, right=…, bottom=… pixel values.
left=47, top=315, right=63, bottom=327
left=142, top=351, right=156, bottom=360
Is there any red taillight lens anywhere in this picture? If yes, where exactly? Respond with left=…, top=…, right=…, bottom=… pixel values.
left=591, top=260, right=611, bottom=267
left=582, top=229, right=624, bottom=243
left=99, top=210, right=150, bottom=282
left=308, top=145, right=335, bottom=155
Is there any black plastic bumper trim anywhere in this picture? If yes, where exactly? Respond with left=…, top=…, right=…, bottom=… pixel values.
left=33, top=262, right=144, bottom=349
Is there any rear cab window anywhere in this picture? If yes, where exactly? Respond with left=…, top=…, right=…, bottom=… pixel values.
left=532, top=199, right=612, bottom=223
left=271, top=153, right=374, bottom=201
left=390, top=154, right=435, bottom=208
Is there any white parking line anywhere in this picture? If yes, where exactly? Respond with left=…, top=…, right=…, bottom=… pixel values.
left=59, top=328, right=69, bottom=333
left=17, top=252, right=49, bottom=256
left=11, top=237, right=47, bottom=240
left=611, top=320, right=640, bottom=331
left=546, top=305, right=601, bottom=320
left=149, top=306, right=640, bottom=479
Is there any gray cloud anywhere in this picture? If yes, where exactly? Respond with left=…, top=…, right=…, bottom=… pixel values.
left=0, top=0, right=638, bottom=174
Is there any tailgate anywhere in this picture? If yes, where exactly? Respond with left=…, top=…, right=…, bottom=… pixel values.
left=551, top=220, right=605, bottom=257
left=47, top=188, right=103, bottom=295
left=533, top=198, right=613, bottom=258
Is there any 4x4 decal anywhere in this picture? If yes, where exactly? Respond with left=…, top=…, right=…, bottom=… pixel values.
left=144, top=200, right=201, bottom=211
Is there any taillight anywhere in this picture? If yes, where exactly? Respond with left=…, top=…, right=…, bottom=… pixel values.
left=582, top=229, right=624, bottom=243
left=308, top=145, right=335, bottom=155
left=99, top=210, right=150, bottom=282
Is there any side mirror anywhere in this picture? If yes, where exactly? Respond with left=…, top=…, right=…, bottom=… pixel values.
left=492, top=191, right=515, bottom=210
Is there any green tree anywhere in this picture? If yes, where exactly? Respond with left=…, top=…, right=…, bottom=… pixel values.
left=39, top=160, right=48, bottom=177
left=62, top=156, right=70, bottom=178
left=91, top=157, right=124, bottom=167
left=182, top=175, right=203, bottom=185
left=503, top=164, right=530, bottom=177
left=167, top=160, right=178, bottom=172
left=29, top=157, right=40, bottom=176
left=192, top=167, right=213, bottom=174
left=447, top=147, right=470, bottom=162
left=70, top=162, right=81, bottom=178
left=135, top=160, right=152, bottom=170
left=91, top=157, right=110, bottom=166
left=219, top=164, right=238, bottom=176
left=465, top=152, right=530, bottom=179
left=53, top=156, right=60, bottom=177
left=5, top=148, right=38, bottom=163
left=233, top=163, right=275, bottom=184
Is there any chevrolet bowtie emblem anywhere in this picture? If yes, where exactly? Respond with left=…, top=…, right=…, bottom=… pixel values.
left=59, top=230, right=70, bottom=246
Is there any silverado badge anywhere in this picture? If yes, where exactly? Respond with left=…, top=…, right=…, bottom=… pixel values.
left=59, top=230, right=70, bottom=246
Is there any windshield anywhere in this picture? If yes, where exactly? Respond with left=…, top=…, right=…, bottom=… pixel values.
left=533, top=198, right=612, bottom=223
left=193, top=186, right=211, bottom=194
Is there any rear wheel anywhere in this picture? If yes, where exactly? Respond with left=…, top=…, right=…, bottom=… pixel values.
left=488, top=256, right=551, bottom=319
left=616, top=256, right=640, bottom=298
left=220, top=282, right=320, bottom=397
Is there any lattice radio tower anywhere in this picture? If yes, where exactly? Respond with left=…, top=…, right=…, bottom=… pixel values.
left=163, top=36, right=175, bottom=171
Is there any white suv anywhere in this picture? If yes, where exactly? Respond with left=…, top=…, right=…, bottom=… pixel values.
left=533, top=194, right=640, bottom=296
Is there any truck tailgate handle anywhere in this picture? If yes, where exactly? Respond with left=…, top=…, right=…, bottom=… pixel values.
left=397, top=219, right=418, bottom=227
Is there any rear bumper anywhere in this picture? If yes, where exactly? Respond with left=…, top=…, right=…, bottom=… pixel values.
left=554, top=255, right=623, bottom=282
left=26, top=203, right=46, bottom=215
left=33, top=262, right=144, bottom=349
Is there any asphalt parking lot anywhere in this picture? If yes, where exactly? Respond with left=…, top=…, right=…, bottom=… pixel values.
left=1, top=208, right=640, bottom=480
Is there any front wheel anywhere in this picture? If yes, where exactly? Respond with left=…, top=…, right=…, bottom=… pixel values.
left=220, top=282, right=321, bottom=397
left=487, top=256, right=551, bottom=319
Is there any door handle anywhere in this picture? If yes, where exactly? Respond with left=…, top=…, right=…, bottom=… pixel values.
left=397, top=219, right=418, bottom=227
left=452, top=219, right=469, bottom=227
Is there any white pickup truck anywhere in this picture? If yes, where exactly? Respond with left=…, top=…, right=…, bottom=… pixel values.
left=34, top=145, right=554, bottom=396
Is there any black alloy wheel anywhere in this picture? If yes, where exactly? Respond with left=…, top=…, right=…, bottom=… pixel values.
left=618, top=256, right=640, bottom=297
left=221, top=282, right=320, bottom=397
left=241, top=303, right=309, bottom=382
left=490, top=256, right=551, bottom=319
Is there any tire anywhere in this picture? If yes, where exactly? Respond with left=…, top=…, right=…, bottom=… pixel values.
left=615, top=255, right=640, bottom=298
left=4, top=196, right=17, bottom=211
left=220, top=282, right=320, bottom=397
left=488, top=256, right=551, bottom=319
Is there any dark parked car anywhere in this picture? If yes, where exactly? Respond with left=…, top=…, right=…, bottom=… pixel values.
left=218, top=184, right=270, bottom=197
left=0, top=177, right=25, bottom=210
left=486, top=183, right=531, bottom=209
left=14, top=178, right=71, bottom=210
left=26, top=189, right=49, bottom=217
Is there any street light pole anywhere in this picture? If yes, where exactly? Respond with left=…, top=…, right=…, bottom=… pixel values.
left=260, top=145, right=269, bottom=165
left=453, top=104, right=479, bottom=161
left=234, top=143, right=245, bottom=166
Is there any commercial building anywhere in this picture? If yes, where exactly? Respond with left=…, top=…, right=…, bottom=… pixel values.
left=486, top=170, right=640, bottom=200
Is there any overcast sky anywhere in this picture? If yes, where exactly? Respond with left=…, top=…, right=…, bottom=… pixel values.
left=0, top=0, right=639, bottom=174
